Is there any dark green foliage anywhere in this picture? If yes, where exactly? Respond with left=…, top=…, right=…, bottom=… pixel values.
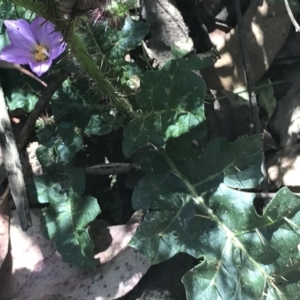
left=130, top=132, right=300, bottom=298
left=52, top=79, right=123, bottom=136
left=4, top=1, right=300, bottom=298
left=36, top=122, right=83, bottom=168
left=123, top=57, right=206, bottom=157
left=33, top=168, right=100, bottom=269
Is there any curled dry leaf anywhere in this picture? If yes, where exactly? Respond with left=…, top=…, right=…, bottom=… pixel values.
left=0, top=210, right=150, bottom=300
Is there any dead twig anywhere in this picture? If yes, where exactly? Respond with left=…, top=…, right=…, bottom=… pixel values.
left=234, top=0, right=260, bottom=134
left=17, top=71, right=68, bottom=150
left=0, top=79, right=31, bottom=230
left=84, top=163, right=141, bottom=176
left=234, top=0, right=268, bottom=194
left=0, top=71, right=67, bottom=230
left=0, top=60, right=47, bottom=88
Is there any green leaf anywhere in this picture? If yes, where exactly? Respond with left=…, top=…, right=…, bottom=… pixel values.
left=257, top=79, right=276, bottom=118
left=107, top=0, right=136, bottom=17
left=6, top=91, right=38, bottom=112
left=0, top=1, right=36, bottom=29
left=89, top=17, right=148, bottom=90
left=33, top=168, right=100, bottom=269
left=130, top=134, right=264, bottom=259
left=52, top=79, right=123, bottom=136
left=119, top=62, right=142, bottom=88
left=72, top=28, right=133, bottom=112
left=0, top=0, right=12, bottom=27
left=52, top=78, right=97, bottom=127
left=2, top=69, right=42, bottom=113
left=123, top=57, right=206, bottom=157
left=0, top=27, right=9, bottom=49
left=171, top=45, right=192, bottom=59
left=0, top=1, right=32, bottom=28
left=36, top=122, right=83, bottom=168
left=111, top=17, right=149, bottom=59
left=93, top=17, right=149, bottom=60
left=128, top=134, right=300, bottom=299
left=166, top=123, right=207, bottom=160
left=84, top=113, right=123, bottom=136
left=183, top=187, right=300, bottom=299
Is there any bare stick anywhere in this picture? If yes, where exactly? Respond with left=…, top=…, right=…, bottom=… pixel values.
left=284, top=0, right=300, bottom=32
left=234, top=0, right=269, bottom=194
left=234, top=0, right=260, bottom=133
left=17, top=71, right=68, bottom=150
left=0, top=60, right=47, bottom=88
left=0, top=79, right=31, bottom=230
left=85, top=163, right=141, bottom=175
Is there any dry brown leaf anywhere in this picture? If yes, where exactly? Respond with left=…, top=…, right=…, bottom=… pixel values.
left=202, top=0, right=296, bottom=91
left=267, top=144, right=300, bottom=188
left=94, top=223, right=140, bottom=264
left=0, top=210, right=150, bottom=300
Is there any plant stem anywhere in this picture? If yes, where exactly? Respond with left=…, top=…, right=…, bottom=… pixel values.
left=17, top=71, right=68, bottom=150
left=11, top=0, right=133, bottom=113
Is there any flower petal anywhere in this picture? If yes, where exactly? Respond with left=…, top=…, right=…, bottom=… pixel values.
left=30, top=17, right=56, bottom=46
left=30, top=16, right=66, bottom=60
left=0, top=45, right=32, bottom=64
left=49, top=41, right=66, bottom=60
left=28, top=59, right=52, bottom=77
left=4, top=19, right=36, bottom=52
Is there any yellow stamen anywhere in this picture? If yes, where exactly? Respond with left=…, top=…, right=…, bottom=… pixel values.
left=34, top=45, right=49, bottom=62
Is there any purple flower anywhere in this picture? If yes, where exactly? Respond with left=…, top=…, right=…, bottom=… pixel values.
left=0, top=17, right=66, bottom=76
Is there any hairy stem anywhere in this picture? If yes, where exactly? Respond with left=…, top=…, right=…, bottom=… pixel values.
left=11, top=0, right=133, bottom=113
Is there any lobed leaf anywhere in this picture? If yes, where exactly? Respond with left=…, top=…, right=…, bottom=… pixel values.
left=52, top=79, right=123, bottom=136
left=88, top=17, right=148, bottom=90
left=123, top=57, right=206, bottom=157
left=182, top=187, right=300, bottom=300
left=92, top=17, right=149, bottom=60
left=36, top=122, right=83, bottom=168
left=127, top=134, right=300, bottom=298
left=33, top=168, right=101, bottom=269
left=6, top=91, right=38, bottom=112
left=2, top=69, right=42, bottom=113
left=0, top=0, right=35, bottom=26
left=257, top=79, right=276, bottom=119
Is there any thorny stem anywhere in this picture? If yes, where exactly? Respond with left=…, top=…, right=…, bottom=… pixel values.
left=70, top=34, right=133, bottom=113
